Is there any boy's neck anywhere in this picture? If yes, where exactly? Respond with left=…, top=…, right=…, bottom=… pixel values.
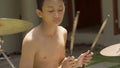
left=40, top=23, right=57, bottom=37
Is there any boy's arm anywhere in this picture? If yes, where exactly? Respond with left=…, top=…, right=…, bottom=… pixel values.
left=19, top=40, right=35, bottom=68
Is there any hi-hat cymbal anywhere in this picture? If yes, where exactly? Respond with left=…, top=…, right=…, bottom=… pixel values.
left=100, top=43, right=120, bottom=57
left=0, top=18, right=33, bottom=36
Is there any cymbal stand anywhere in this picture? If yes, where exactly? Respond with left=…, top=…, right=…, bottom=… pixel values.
left=0, top=36, right=15, bottom=68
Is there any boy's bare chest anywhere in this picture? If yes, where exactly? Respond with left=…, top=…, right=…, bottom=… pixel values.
left=35, top=35, right=65, bottom=58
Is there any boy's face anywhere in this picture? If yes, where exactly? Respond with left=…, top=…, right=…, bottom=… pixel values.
left=36, top=0, right=65, bottom=26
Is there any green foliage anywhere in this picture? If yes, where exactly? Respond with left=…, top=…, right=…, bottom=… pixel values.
left=88, top=53, right=120, bottom=68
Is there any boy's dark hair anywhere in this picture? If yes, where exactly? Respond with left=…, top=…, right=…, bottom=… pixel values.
left=36, top=0, right=65, bottom=11
left=36, top=0, right=44, bottom=11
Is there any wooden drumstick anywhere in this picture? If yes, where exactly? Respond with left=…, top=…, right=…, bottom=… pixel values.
left=90, top=14, right=110, bottom=51
left=70, top=11, right=80, bottom=55
left=82, top=14, right=110, bottom=68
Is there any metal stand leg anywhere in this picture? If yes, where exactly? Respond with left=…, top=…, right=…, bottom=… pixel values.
left=0, top=36, right=15, bottom=68
left=0, top=49, right=15, bottom=68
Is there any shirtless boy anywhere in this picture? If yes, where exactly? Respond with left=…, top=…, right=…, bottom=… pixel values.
left=19, top=0, right=93, bottom=68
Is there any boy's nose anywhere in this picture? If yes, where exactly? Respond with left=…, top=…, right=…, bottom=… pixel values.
left=54, top=12, right=59, bottom=18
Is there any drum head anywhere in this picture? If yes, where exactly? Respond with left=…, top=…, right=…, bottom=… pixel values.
left=100, top=43, right=120, bottom=57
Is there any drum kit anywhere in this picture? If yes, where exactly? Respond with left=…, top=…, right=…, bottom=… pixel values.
left=0, top=15, right=120, bottom=68
left=0, top=18, right=33, bottom=68
left=70, top=12, right=120, bottom=68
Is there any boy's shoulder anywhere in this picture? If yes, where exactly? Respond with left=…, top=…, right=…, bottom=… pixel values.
left=23, top=27, right=37, bottom=42
left=58, top=26, right=67, bottom=33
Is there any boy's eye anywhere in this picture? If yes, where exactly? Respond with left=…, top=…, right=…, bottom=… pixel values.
left=48, top=10, right=54, bottom=13
left=58, top=10, right=63, bottom=12
left=48, top=9, right=63, bottom=13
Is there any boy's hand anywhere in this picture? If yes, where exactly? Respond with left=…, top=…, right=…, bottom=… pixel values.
left=61, top=56, right=77, bottom=68
left=61, top=50, right=93, bottom=68
left=76, top=50, right=93, bottom=67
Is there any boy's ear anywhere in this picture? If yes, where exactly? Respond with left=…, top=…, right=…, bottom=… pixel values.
left=36, top=9, right=42, bottom=18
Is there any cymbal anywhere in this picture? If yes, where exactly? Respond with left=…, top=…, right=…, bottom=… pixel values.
left=0, top=18, right=33, bottom=36
left=100, top=43, right=120, bottom=57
